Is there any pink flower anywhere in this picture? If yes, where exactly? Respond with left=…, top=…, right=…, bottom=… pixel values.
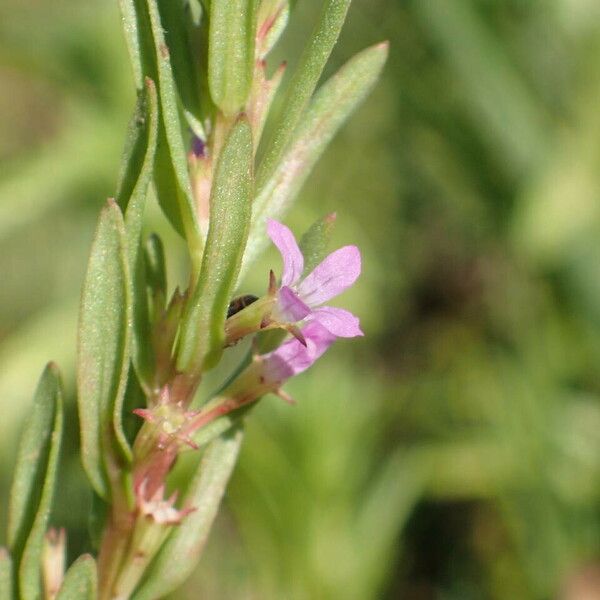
left=267, top=219, right=363, bottom=338
left=261, top=320, right=337, bottom=384
left=181, top=323, right=342, bottom=436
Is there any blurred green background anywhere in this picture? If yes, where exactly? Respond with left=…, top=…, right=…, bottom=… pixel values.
left=3, top=0, right=600, bottom=598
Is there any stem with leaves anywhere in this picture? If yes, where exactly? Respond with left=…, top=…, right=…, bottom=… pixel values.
left=2, top=1, right=387, bottom=599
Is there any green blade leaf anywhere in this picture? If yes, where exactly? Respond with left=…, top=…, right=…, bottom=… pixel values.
left=208, top=0, right=254, bottom=115
left=56, top=555, right=97, bottom=600
left=118, top=0, right=155, bottom=90
left=242, top=41, right=388, bottom=273
left=118, top=78, right=160, bottom=393
left=116, top=77, right=159, bottom=257
left=77, top=201, right=133, bottom=498
left=7, top=365, right=63, bottom=600
left=299, top=212, right=337, bottom=276
left=7, top=365, right=62, bottom=561
left=146, top=0, right=202, bottom=264
left=0, top=549, right=13, bottom=600
left=131, top=428, right=244, bottom=600
left=177, top=118, right=253, bottom=374
left=158, top=0, right=204, bottom=128
left=257, top=0, right=352, bottom=186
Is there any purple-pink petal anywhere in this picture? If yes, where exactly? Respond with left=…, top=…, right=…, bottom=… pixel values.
left=267, top=219, right=304, bottom=287
left=297, top=245, right=361, bottom=306
left=263, top=321, right=336, bottom=382
left=310, top=306, right=363, bottom=338
left=277, top=286, right=311, bottom=322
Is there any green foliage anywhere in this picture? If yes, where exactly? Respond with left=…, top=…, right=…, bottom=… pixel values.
left=146, top=0, right=202, bottom=258
left=77, top=201, right=132, bottom=498
left=243, top=41, right=388, bottom=272
left=7, top=365, right=63, bottom=600
left=178, top=119, right=254, bottom=374
left=208, top=0, right=254, bottom=115
left=116, top=78, right=160, bottom=391
left=117, top=77, right=159, bottom=256
left=257, top=0, right=352, bottom=185
left=118, top=0, right=201, bottom=256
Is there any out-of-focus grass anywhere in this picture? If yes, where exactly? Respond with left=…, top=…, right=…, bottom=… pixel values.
left=3, top=0, right=600, bottom=598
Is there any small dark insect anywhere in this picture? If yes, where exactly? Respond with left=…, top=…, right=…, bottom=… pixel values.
left=227, top=294, right=259, bottom=318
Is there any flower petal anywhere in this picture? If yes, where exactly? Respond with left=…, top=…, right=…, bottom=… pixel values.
left=267, top=219, right=304, bottom=286
left=310, top=306, right=363, bottom=338
left=297, top=245, right=361, bottom=306
left=263, top=321, right=336, bottom=381
left=277, top=286, right=311, bottom=322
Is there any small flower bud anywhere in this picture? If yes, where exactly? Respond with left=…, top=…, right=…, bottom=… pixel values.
left=42, top=528, right=66, bottom=600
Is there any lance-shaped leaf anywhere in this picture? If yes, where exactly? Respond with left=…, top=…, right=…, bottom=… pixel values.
left=146, top=0, right=202, bottom=265
left=7, top=366, right=62, bottom=563
left=56, top=555, right=97, bottom=600
left=241, top=42, right=388, bottom=275
left=208, top=0, right=254, bottom=116
left=77, top=201, right=133, bottom=498
left=177, top=119, right=253, bottom=374
left=0, top=549, right=13, bottom=600
left=6, top=364, right=63, bottom=600
left=118, top=0, right=156, bottom=91
left=158, top=0, right=204, bottom=130
left=131, top=428, right=244, bottom=600
left=257, top=0, right=352, bottom=186
left=114, top=79, right=160, bottom=392
left=116, top=77, right=159, bottom=259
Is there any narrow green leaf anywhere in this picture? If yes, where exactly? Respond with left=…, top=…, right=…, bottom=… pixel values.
left=0, top=548, right=14, bottom=600
left=153, top=138, right=186, bottom=236
left=118, top=0, right=155, bottom=90
left=242, top=42, right=388, bottom=273
left=208, top=0, right=254, bottom=115
left=177, top=119, right=253, bottom=374
left=146, top=0, right=202, bottom=263
left=257, top=0, right=352, bottom=186
left=131, top=428, right=244, bottom=600
left=299, top=212, right=337, bottom=275
left=77, top=201, right=133, bottom=498
left=116, top=77, right=159, bottom=258
left=56, top=555, right=97, bottom=600
left=7, top=366, right=62, bottom=562
left=14, top=367, right=63, bottom=600
left=114, top=79, right=160, bottom=392
left=158, top=0, right=203, bottom=125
